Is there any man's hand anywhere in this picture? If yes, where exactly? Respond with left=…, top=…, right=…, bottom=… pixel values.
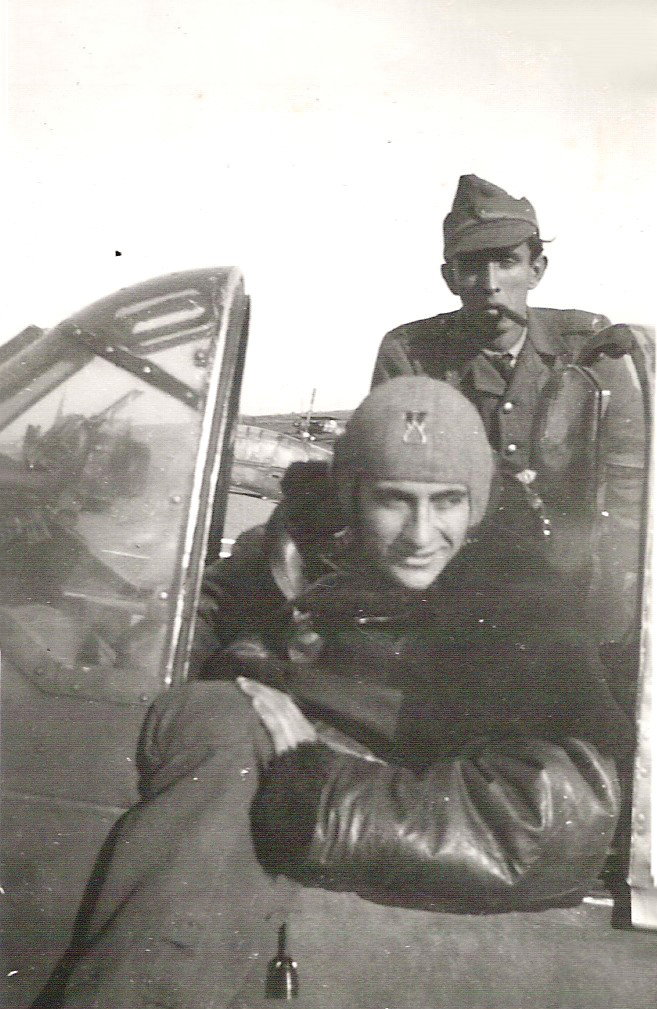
left=237, top=677, right=317, bottom=755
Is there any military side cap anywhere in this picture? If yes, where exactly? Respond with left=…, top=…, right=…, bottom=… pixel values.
left=443, top=174, right=540, bottom=259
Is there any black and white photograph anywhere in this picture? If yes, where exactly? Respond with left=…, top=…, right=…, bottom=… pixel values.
left=2, top=2, right=656, bottom=1006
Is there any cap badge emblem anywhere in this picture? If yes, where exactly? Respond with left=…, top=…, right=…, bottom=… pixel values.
left=402, top=411, right=428, bottom=444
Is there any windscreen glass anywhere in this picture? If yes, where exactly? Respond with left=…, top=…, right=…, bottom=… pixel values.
left=0, top=313, right=226, bottom=705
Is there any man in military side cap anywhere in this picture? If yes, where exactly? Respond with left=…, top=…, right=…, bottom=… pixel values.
left=372, top=175, right=648, bottom=667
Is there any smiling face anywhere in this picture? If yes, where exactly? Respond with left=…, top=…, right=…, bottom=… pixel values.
left=441, top=241, right=547, bottom=351
left=356, top=479, right=471, bottom=590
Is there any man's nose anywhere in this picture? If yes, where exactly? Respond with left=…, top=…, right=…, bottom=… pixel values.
left=405, top=503, right=435, bottom=547
left=479, top=262, right=500, bottom=293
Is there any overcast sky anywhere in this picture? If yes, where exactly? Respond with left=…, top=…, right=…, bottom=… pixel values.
left=5, top=0, right=656, bottom=413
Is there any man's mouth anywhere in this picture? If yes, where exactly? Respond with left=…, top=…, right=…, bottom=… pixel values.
left=396, top=550, right=444, bottom=568
left=467, top=304, right=527, bottom=326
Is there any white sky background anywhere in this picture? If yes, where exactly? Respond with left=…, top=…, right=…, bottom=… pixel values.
left=4, top=0, right=656, bottom=414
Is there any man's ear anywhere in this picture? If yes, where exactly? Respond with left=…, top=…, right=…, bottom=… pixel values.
left=441, top=261, right=459, bottom=296
left=528, top=254, right=548, bottom=290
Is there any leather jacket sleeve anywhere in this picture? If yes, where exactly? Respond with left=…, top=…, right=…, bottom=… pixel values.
left=251, top=733, right=621, bottom=911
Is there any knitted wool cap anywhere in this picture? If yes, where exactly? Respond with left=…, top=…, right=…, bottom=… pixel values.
left=333, top=377, right=494, bottom=527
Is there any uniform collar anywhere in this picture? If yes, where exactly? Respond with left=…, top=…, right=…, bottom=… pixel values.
left=451, top=309, right=567, bottom=395
left=524, top=308, right=574, bottom=357
left=481, top=329, right=527, bottom=365
left=449, top=308, right=569, bottom=359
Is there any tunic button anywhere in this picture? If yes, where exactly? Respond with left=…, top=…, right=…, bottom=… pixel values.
left=502, top=401, right=514, bottom=413
left=506, top=443, right=517, bottom=454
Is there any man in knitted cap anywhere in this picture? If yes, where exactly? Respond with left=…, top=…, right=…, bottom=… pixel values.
left=372, top=174, right=647, bottom=654
left=37, top=378, right=637, bottom=1009
left=328, top=376, right=493, bottom=590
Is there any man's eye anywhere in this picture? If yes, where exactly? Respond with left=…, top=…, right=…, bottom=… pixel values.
left=373, top=493, right=406, bottom=509
left=433, top=493, right=465, bottom=509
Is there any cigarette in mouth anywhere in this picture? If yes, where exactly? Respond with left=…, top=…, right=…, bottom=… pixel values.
left=496, top=305, right=528, bottom=326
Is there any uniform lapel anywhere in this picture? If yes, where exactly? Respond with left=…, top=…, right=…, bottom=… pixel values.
left=463, top=354, right=507, bottom=395
left=451, top=311, right=507, bottom=395
left=524, top=308, right=574, bottom=358
left=506, top=309, right=562, bottom=401
left=450, top=308, right=566, bottom=398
